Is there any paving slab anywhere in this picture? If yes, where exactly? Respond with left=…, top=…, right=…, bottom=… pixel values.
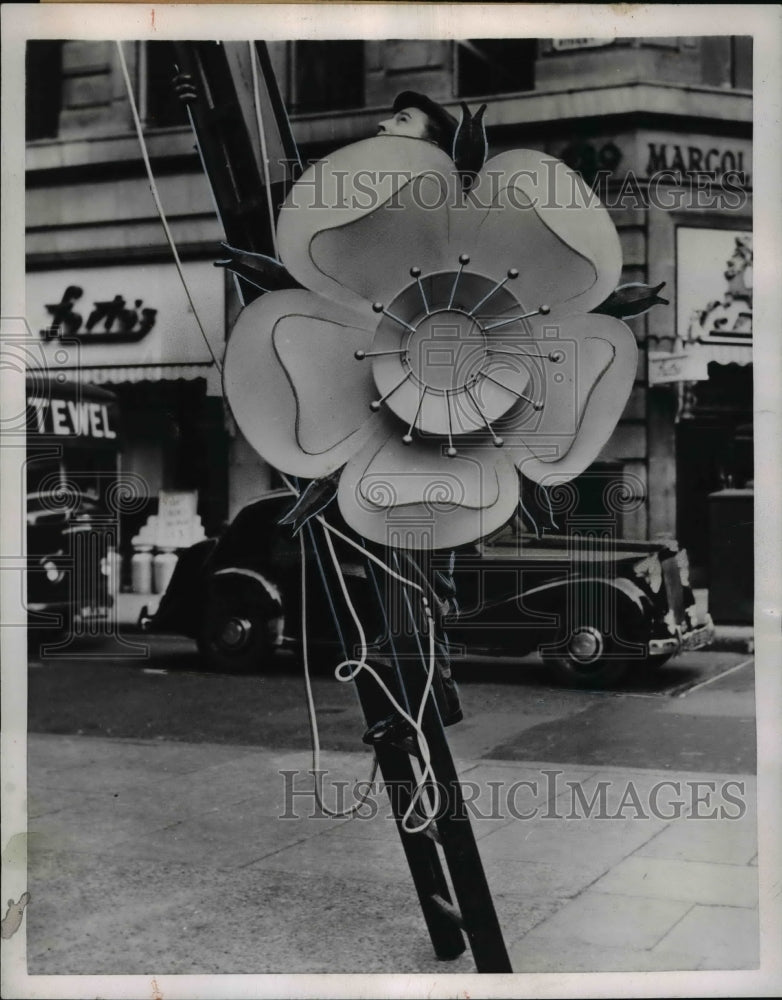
left=636, top=815, right=757, bottom=865
left=476, top=808, right=666, bottom=867
left=509, top=938, right=703, bottom=973
left=507, top=891, right=693, bottom=952
left=652, top=903, right=759, bottom=970
left=481, top=856, right=610, bottom=900
left=590, top=855, right=758, bottom=908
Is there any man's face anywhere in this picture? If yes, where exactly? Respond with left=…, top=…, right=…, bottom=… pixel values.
left=376, top=107, right=431, bottom=140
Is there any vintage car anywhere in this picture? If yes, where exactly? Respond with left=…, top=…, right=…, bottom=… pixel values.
left=26, top=377, right=120, bottom=648
left=140, top=488, right=714, bottom=688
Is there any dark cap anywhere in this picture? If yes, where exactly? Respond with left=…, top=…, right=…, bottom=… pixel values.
left=392, top=91, right=458, bottom=154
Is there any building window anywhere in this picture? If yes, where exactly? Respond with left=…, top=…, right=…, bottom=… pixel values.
left=26, top=41, right=64, bottom=140
left=456, top=39, right=536, bottom=98
left=141, top=41, right=188, bottom=129
left=290, top=41, right=364, bottom=113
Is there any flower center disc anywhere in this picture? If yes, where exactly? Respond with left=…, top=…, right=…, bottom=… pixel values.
left=369, top=271, right=533, bottom=438
left=405, top=310, right=486, bottom=391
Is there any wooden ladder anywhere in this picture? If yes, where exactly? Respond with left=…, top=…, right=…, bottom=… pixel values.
left=308, top=526, right=512, bottom=973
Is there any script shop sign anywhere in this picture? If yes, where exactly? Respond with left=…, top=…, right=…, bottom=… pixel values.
left=26, top=261, right=224, bottom=369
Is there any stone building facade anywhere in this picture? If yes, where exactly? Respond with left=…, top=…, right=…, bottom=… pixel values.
left=25, top=36, right=752, bottom=583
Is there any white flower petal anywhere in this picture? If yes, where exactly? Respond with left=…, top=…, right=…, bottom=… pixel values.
left=223, top=289, right=380, bottom=478
left=337, top=417, right=520, bottom=549
left=498, top=314, right=638, bottom=483
left=453, top=150, right=622, bottom=317
left=277, top=137, right=460, bottom=308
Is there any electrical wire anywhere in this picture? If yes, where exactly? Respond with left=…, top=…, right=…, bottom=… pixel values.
left=115, top=41, right=223, bottom=373
left=249, top=41, right=281, bottom=260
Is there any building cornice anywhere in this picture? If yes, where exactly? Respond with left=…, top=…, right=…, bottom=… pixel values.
left=26, top=81, right=752, bottom=181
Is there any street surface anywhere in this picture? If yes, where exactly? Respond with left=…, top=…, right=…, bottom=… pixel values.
left=20, top=630, right=760, bottom=977
left=28, top=631, right=756, bottom=774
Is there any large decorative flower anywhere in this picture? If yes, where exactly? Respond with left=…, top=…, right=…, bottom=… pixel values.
left=224, top=137, right=637, bottom=549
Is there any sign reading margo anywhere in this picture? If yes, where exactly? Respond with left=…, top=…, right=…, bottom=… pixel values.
left=646, top=142, right=749, bottom=180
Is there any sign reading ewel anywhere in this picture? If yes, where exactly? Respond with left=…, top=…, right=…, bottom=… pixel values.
left=27, top=396, right=117, bottom=440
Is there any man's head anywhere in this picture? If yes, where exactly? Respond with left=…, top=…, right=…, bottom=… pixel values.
left=376, top=91, right=458, bottom=156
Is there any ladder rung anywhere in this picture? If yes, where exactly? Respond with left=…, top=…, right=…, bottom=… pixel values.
left=429, top=893, right=465, bottom=930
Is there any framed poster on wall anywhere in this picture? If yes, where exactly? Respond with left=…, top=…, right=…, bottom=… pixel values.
left=677, top=226, right=753, bottom=347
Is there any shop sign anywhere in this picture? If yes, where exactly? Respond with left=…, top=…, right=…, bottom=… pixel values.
left=639, top=131, right=752, bottom=186
left=26, top=262, right=224, bottom=369
left=27, top=395, right=118, bottom=439
left=677, top=228, right=752, bottom=345
left=157, top=490, right=200, bottom=548
left=40, top=285, right=157, bottom=344
left=648, top=352, right=709, bottom=385
left=646, top=142, right=749, bottom=180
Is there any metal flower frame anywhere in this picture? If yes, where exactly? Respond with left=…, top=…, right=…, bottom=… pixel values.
left=224, top=136, right=637, bottom=550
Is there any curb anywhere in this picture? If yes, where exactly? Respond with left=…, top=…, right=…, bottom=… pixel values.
left=710, top=627, right=754, bottom=654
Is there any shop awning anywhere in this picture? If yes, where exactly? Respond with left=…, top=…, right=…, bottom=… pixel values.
left=56, top=364, right=215, bottom=384
left=693, top=342, right=753, bottom=367
left=46, top=363, right=223, bottom=396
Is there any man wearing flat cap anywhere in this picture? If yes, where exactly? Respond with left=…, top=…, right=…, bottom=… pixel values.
left=377, top=90, right=488, bottom=183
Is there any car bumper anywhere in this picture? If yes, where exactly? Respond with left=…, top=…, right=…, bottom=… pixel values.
left=648, top=614, right=715, bottom=656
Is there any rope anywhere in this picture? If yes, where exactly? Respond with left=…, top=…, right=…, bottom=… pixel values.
left=279, top=473, right=439, bottom=833
left=115, top=41, right=223, bottom=373
left=519, top=493, right=540, bottom=539
left=542, top=484, right=559, bottom=531
left=299, top=530, right=379, bottom=819
left=321, top=524, right=440, bottom=834
left=249, top=41, right=281, bottom=260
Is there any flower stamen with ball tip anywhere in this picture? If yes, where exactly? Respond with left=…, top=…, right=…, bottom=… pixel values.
left=223, top=136, right=638, bottom=550
left=353, top=257, right=554, bottom=457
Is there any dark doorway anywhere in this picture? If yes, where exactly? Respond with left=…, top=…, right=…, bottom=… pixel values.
left=676, top=362, right=753, bottom=586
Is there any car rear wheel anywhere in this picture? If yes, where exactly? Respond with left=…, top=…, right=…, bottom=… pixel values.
left=542, top=622, right=629, bottom=689
left=197, top=580, right=283, bottom=674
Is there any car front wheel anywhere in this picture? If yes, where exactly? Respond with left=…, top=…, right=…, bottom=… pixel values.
left=542, top=622, right=630, bottom=689
left=197, top=580, right=283, bottom=674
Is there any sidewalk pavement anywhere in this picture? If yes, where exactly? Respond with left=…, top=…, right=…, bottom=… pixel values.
left=21, top=732, right=758, bottom=976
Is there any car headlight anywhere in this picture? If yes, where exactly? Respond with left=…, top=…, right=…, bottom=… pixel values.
left=42, top=559, right=65, bottom=584
left=633, top=554, right=662, bottom=594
